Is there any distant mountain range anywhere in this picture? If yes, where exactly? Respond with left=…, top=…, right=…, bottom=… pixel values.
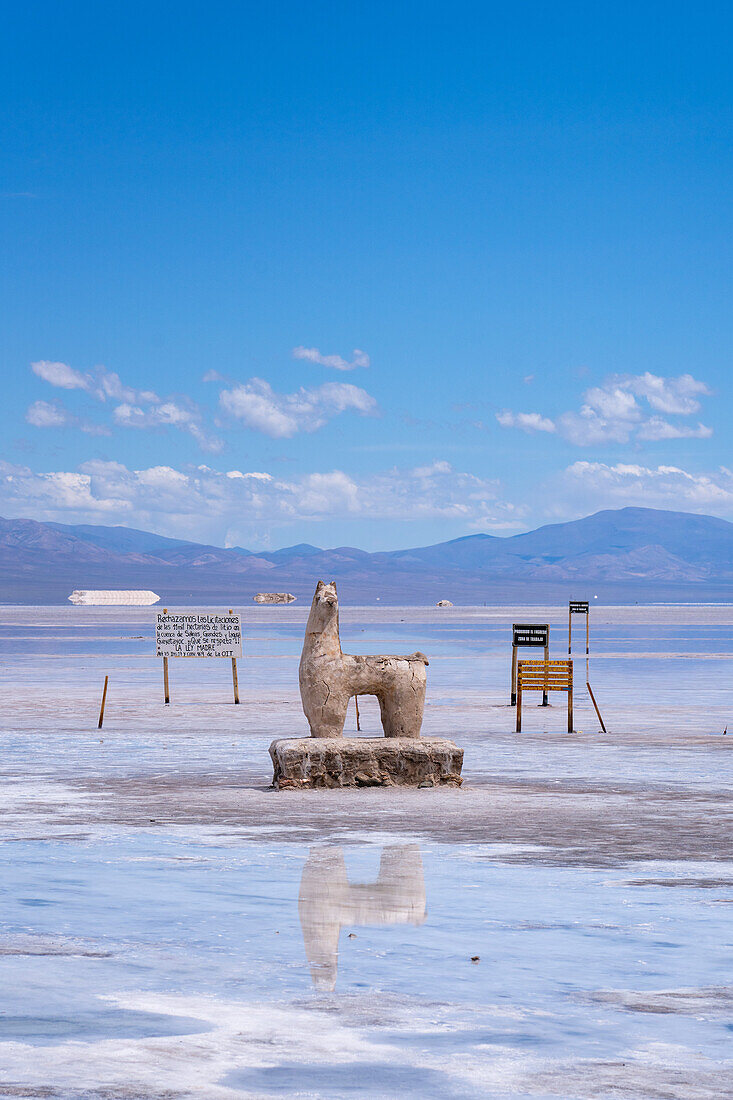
left=1, top=507, right=731, bottom=604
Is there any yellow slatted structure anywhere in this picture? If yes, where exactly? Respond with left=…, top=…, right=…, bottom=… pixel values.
left=518, top=660, right=572, bottom=690
left=516, top=660, right=574, bottom=732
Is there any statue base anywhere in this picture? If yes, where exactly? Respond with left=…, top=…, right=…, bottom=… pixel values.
left=269, top=737, right=464, bottom=790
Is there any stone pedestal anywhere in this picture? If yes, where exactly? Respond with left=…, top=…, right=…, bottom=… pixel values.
left=269, top=737, right=463, bottom=790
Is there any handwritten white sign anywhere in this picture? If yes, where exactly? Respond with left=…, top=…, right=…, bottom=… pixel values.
left=155, top=612, right=242, bottom=658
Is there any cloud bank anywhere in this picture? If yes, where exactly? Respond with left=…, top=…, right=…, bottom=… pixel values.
left=497, top=373, right=713, bottom=446
left=559, top=461, right=733, bottom=514
left=28, top=359, right=379, bottom=447
left=0, top=458, right=518, bottom=540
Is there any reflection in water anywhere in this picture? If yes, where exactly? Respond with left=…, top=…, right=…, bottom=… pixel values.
left=298, top=846, right=426, bottom=991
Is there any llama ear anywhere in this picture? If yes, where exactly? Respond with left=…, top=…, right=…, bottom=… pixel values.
left=316, top=580, right=324, bottom=590
left=330, top=580, right=336, bottom=586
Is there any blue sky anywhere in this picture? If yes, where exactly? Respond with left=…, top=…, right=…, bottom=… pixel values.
left=1, top=1, right=731, bottom=550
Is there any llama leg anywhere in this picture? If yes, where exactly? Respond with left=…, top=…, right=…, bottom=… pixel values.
left=300, top=659, right=351, bottom=737
left=307, top=690, right=350, bottom=738
left=379, top=671, right=426, bottom=738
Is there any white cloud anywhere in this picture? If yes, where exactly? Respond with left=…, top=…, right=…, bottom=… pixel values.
left=558, top=460, right=733, bottom=515
left=412, top=460, right=453, bottom=477
left=31, top=360, right=90, bottom=390
left=219, top=378, right=378, bottom=438
left=636, top=418, right=713, bottom=442
left=113, top=401, right=223, bottom=452
left=556, top=410, right=632, bottom=446
left=31, top=359, right=159, bottom=404
left=625, top=372, right=710, bottom=415
left=293, top=346, right=370, bottom=371
left=26, top=400, right=69, bottom=428
left=25, top=399, right=109, bottom=436
left=225, top=470, right=273, bottom=481
left=496, top=411, right=557, bottom=434
left=497, top=372, right=713, bottom=446
left=96, top=369, right=159, bottom=405
left=0, top=458, right=520, bottom=537
left=582, top=385, right=640, bottom=422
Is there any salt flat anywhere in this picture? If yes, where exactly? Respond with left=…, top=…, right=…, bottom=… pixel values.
left=0, top=604, right=731, bottom=1099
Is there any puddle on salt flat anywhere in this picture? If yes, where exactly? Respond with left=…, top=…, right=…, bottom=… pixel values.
left=223, top=1061, right=476, bottom=1099
left=0, top=1007, right=209, bottom=1046
left=0, top=833, right=731, bottom=1097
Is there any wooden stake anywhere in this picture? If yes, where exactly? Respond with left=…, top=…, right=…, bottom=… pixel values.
left=586, top=610, right=590, bottom=656
left=568, top=671, right=574, bottom=732
left=586, top=680, right=607, bottom=733
left=515, top=683, right=522, bottom=732
left=161, top=608, right=170, bottom=705
left=568, top=606, right=572, bottom=654
left=510, top=645, right=518, bottom=706
left=229, top=610, right=240, bottom=704
left=163, top=656, right=170, bottom=705
left=97, top=675, right=108, bottom=729
left=542, top=643, right=549, bottom=706
left=355, top=695, right=361, bottom=731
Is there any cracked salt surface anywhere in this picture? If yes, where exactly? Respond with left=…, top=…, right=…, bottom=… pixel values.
left=0, top=605, right=731, bottom=1098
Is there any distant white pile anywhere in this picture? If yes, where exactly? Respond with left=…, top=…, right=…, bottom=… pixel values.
left=436, top=599, right=453, bottom=607
left=253, top=592, right=297, bottom=604
left=68, top=590, right=160, bottom=606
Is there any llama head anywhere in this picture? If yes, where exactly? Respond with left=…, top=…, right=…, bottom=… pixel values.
left=307, top=580, right=339, bottom=631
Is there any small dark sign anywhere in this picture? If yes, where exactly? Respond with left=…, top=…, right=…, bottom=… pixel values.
left=569, top=601, right=589, bottom=614
left=513, top=623, right=549, bottom=648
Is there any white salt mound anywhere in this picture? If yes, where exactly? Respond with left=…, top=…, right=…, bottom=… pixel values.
left=68, top=590, right=160, bottom=606
left=253, top=592, right=297, bottom=604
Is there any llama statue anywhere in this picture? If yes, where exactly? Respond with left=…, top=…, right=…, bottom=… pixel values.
left=299, top=580, right=429, bottom=738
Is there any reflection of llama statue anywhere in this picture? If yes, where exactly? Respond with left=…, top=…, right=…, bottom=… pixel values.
left=298, top=846, right=426, bottom=991
left=299, top=581, right=429, bottom=738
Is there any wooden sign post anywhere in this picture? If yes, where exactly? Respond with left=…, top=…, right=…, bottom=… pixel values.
left=511, top=624, right=550, bottom=706
left=155, top=609, right=243, bottom=704
left=568, top=600, right=589, bottom=655
left=516, top=659, right=573, bottom=733
left=567, top=599, right=608, bottom=733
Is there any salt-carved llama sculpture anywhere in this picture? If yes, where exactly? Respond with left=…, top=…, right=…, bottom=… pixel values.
left=298, top=845, right=426, bottom=990
left=299, top=580, right=429, bottom=738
